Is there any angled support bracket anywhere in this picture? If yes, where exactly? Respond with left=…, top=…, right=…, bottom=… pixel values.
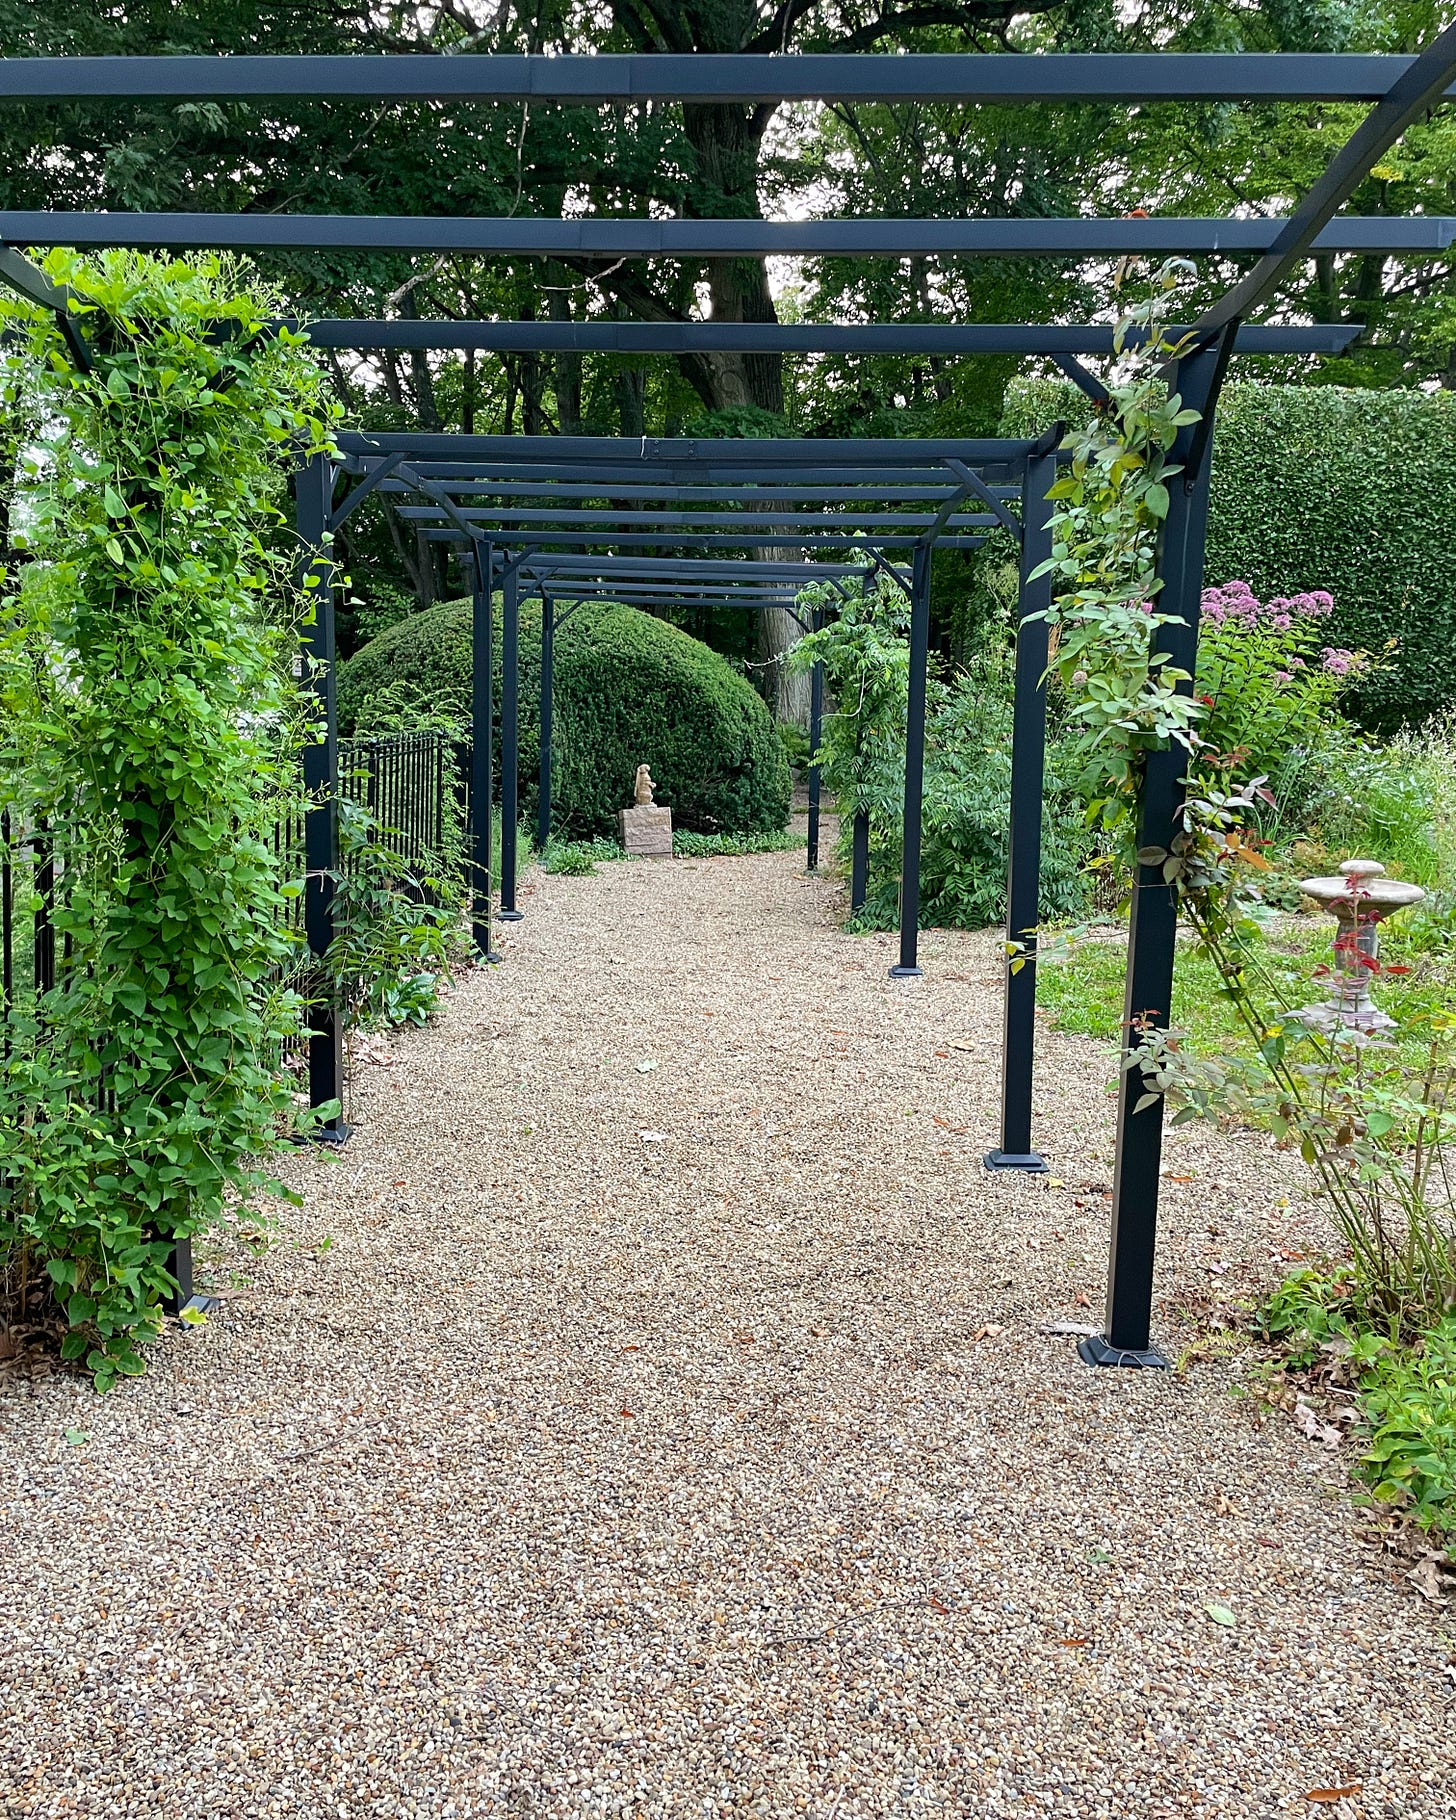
left=329, top=451, right=405, bottom=530
left=858, top=545, right=914, bottom=596
left=1049, top=351, right=1110, bottom=408
left=0, top=244, right=89, bottom=371
left=916, top=481, right=976, bottom=549
left=943, top=459, right=1023, bottom=540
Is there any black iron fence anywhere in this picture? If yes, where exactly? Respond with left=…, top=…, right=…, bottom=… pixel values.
left=2, top=730, right=465, bottom=1044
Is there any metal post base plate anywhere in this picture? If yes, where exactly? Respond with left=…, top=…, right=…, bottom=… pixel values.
left=888, top=964, right=923, bottom=979
left=496, top=908, right=525, bottom=923
left=176, top=1293, right=223, bottom=1320
left=311, top=1121, right=353, bottom=1148
left=984, top=1149, right=1049, bottom=1174
left=1077, top=1333, right=1171, bottom=1371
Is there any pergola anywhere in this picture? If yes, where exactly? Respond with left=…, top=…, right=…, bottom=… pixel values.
left=5, top=33, right=1455, bottom=1370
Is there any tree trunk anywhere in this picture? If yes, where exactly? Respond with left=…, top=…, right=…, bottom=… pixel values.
left=550, top=284, right=583, bottom=435
left=399, top=288, right=442, bottom=432
left=678, top=102, right=784, bottom=416
left=758, top=603, right=813, bottom=727
left=617, top=363, right=646, bottom=438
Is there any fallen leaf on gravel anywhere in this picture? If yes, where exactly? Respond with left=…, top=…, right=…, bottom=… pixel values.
left=637, top=1130, right=669, bottom=1143
left=64, top=1428, right=89, bottom=1446
left=1406, top=1556, right=1449, bottom=1601
left=618, top=1408, right=635, bottom=1419
left=1293, top=1399, right=1343, bottom=1448
left=1204, top=1602, right=1236, bottom=1627
left=635, top=1059, right=658, bottom=1073
left=1058, top=1637, right=1090, bottom=1648
left=1303, top=1787, right=1361, bottom=1804
left=733, top=1332, right=756, bottom=1345
left=928, top=1596, right=950, bottom=1615
left=969, top=1323, right=1004, bottom=1342
left=1075, top=1292, right=1091, bottom=1308
left=1213, top=1492, right=1238, bottom=1517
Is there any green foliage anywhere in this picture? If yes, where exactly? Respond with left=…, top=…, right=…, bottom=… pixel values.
left=0, top=250, right=337, bottom=1388
left=790, top=581, right=1096, bottom=930
left=542, top=828, right=803, bottom=875
left=310, top=798, right=467, bottom=1032
left=338, top=598, right=791, bottom=838
left=341, top=578, right=418, bottom=656
left=1260, top=1264, right=1364, bottom=1372
left=1261, top=1268, right=1456, bottom=1541
left=671, top=829, right=803, bottom=859
left=1004, top=376, right=1456, bottom=732
left=1359, top=1315, right=1456, bottom=1537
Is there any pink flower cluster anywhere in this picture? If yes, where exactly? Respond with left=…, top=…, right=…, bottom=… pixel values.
left=1200, top=581, right=1335, bottom=629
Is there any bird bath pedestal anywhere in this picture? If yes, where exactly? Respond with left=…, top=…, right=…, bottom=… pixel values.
left=1296, top=859, right=1424, bottom=1033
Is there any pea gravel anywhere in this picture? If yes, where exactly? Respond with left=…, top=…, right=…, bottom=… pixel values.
left=3, top=843, right=1455, bottom=1820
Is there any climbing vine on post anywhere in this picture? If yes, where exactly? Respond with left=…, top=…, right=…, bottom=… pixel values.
left=0, top=251, right=338, bottom=1388
left=1034, top=261, right=1206, bottom=832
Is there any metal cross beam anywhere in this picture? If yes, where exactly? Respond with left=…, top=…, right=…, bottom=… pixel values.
left=1, top=52, right=1450, bottom=104
left=302, top=320, right=1361, bottom=356
left=340, top=433, right=1036, bottom=465
left=5, top=212, right=1450, bottom=258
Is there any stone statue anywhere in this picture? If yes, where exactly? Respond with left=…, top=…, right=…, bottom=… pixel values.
left=619, top=763, right=672, bottom=856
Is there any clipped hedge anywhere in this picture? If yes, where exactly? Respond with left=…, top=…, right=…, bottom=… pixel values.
left=1001, top=378, right=1456, bottom=731
left=337, top=597, right=790, bottom=838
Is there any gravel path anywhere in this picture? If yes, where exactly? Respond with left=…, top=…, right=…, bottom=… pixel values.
left=3, top=845, right=1454, bottom=1820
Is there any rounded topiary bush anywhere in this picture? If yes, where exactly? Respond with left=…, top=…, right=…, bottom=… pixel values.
left=337, top=597, right=790, bottom=837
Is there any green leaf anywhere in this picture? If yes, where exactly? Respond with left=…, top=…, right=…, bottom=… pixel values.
left=1204, top=1602, right=1236, bottom=1627
left=64, top=1427, right=90, bottom=1446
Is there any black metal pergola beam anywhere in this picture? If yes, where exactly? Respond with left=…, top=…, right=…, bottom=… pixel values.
left=339, top=432, right=1034, bottom=466
left=518, top=554, right=866, bottom=580
left=303, top=321, right=1362, bottom=356
left=396, top=505, right=1003, bottom=532
left=377, top=478, right=1021, bottom=502
left=6, top=212, right=1451, bottom=258
left=2, top=51, right=1451, bottom=104
left=424, top=528, right=990, bottom=551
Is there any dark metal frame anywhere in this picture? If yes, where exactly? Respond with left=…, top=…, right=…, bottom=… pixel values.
left=6, top=35, right=1455, bottom=1371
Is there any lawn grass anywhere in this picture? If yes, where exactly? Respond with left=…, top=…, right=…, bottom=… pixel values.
left=1035, top=911, right=1449, bottom=1063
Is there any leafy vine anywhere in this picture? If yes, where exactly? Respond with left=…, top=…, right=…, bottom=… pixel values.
left=0, top=251, right=339, bottom=1387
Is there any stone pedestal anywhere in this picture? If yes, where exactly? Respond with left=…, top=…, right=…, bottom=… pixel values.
left=618, top=804, right=673, bottom=857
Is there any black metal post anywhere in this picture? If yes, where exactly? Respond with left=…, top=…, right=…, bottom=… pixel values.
left=850, top=811, right=870, bottom=912
left=537, top=591, right=554, bottom=852
left=470, top=537, right=500, bottom=960
left=987, top=445, right=1057, bottom=1174
left=890, top=540, right=932, bottom=978
left=297, top=452, right=347, bottom=1143
left=807, top=608, right=823, bottom=873
left=1081, top=338, right=1232, bottom=1369
left=498, top=564, right=523, bottom=921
